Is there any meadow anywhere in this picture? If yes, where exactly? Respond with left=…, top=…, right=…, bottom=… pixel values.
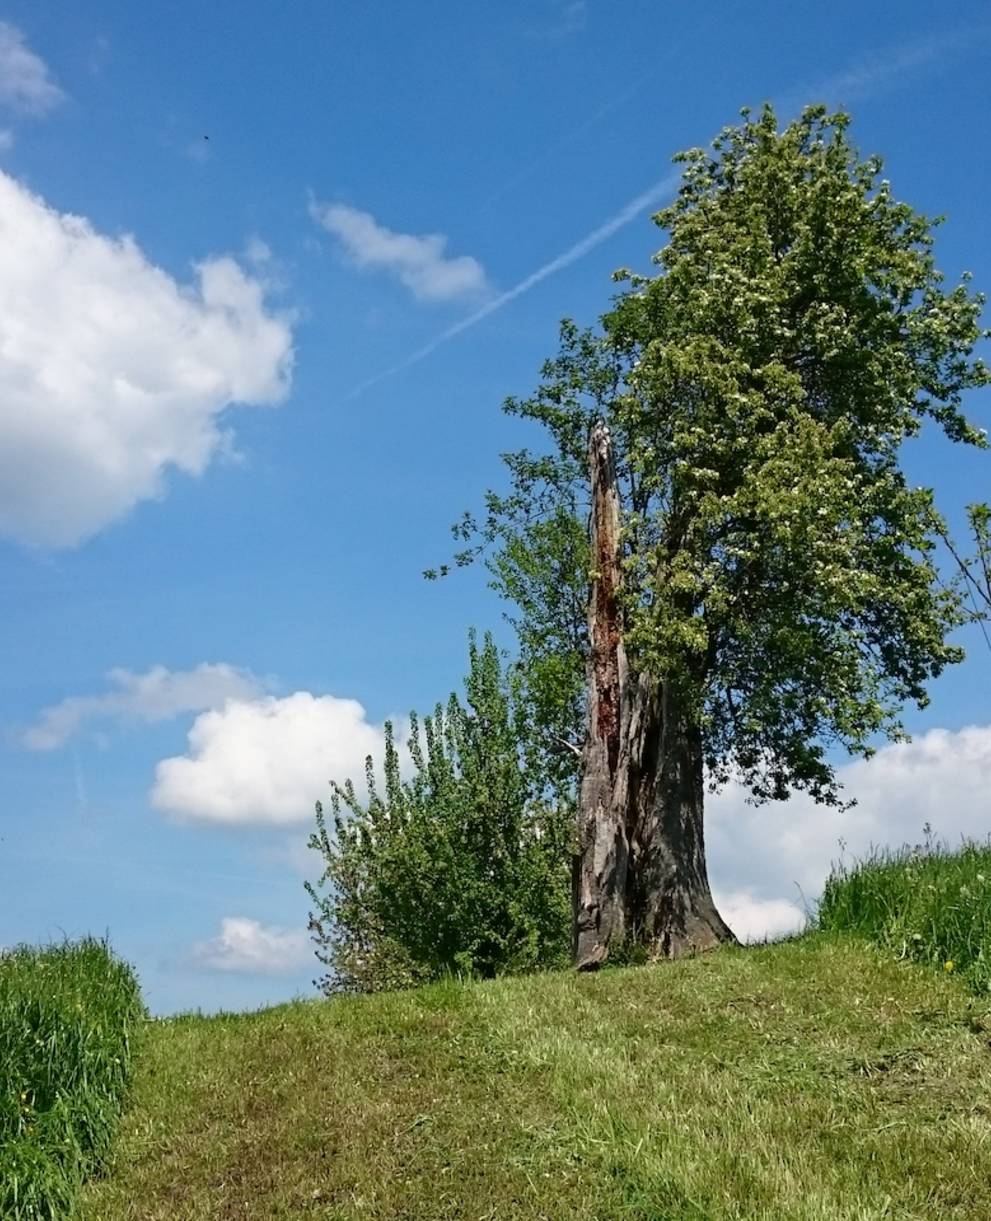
left=79, top=934, right=991, bottom=1220
left=6, top=841, right=991, bottom=1219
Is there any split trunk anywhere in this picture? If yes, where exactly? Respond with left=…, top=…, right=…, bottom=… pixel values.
left=573, top=422, right=736, bottom=969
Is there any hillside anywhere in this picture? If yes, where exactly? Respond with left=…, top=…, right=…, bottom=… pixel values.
left=81, top=934, right=991, bottom=1220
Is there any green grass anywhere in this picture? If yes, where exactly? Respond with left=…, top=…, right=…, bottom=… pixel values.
left=81, top=933, right=991, bottom=1220
left=817, top=831, right=991, bottom=995
left=1, top=937, right=145, bottom=1219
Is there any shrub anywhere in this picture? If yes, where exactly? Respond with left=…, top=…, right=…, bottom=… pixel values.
left=306, top=631, right=573, bottom=993
left=816, top=826, right=991, bottom=993
left=0, top=937, right=145, bottom=1219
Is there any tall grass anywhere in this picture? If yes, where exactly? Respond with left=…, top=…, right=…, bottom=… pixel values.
left=817, top=825, right=991, bottom=993
left=0, top=937, right=145, bottom=1219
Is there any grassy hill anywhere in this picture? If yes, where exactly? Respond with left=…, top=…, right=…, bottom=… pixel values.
left=81, top=933, right=991, bottom=1220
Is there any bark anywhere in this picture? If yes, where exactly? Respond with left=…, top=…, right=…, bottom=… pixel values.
left=574, top=423, right=736, bottom=969
left=629, top=683, right=737, bottom=956
left=574, top=422, right=630, bottom=969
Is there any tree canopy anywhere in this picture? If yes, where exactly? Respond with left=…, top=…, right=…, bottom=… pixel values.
left=449, top=105, right=989, bottom=822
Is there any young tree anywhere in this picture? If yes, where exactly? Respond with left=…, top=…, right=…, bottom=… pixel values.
left=447, top=106, right=989, bottom=968
left=305, top=631, right=572, bottom=993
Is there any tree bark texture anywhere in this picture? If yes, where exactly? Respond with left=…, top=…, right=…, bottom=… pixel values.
left=573, top=423, right=736, bottom=969
left=574, top=422, right=630, bottom=969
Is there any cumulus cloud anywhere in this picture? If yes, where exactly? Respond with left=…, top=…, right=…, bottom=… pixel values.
left=152, top=692, right=391, bottom=825
left=22, top=663, right=265, bottom=750
left=191, top=917, right=309, bottom=974
left=0, top=22, right=63, bottom=116
left=713, top=892, right=807, bottom=944
left=707, top=724, right=991, bottom=939
left=0, top=171, right=294, bottom=547
left=311, top=201, right=490, bottom=303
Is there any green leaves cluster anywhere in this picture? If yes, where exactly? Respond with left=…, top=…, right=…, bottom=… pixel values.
left=305, top=632, right=572, bottom=994
left=454, top=104, right=989, bottom=811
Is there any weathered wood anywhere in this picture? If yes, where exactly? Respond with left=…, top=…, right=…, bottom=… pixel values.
left=574, top=423, right=736, bottom=969
left=574, top=422, right=629, bottom=969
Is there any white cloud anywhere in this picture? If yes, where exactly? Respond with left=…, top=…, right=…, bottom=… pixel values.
left=713, top=892, right=807, bottom=944
left=244, top=236, right=272, bottom=266
left=0, top=171, right=294, bottom=547
left=22, top=663, right=265, bottom=750
left=311, top=201, right=490, bottom=303
left=707, top=724, right=991, bottom=939
left=0, top=22, right=63, bottom=116
left=152, top=692, right=391, bottom=825
left=191, top=917, right=309, bottom=974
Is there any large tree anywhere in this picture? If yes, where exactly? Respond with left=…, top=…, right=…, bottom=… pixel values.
left=442, top=105, right=989, bottom=968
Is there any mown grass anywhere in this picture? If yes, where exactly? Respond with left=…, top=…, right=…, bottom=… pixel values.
left=83, top=933, right=991, bottom=1220
left=817, top=830, right=991, bottom=995
left=1, top=937, right=145, bottom=1219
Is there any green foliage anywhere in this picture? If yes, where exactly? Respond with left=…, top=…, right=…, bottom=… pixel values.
left=305, top=631, right=572, bottom=993
left=0, top=937, right=145, bottom=1219
left=453, top=104, right=989, bottom=809
left=817, top=826, right=991, bottom=993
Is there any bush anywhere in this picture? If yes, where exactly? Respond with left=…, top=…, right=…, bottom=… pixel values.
left=0, top=937, right=145, bottom=1219
left=306, top=631, right=573, bottom=993
left=816, top=826, right=991, bottom=993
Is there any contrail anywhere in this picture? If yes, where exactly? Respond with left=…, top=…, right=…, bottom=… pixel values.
left=795, top=21, right=990, bottom=110
left=339, top=20, right=987, bottom=405
left=476, top=67, right=662, bottom=213
left=476, top=3, right=738, bottom=215
left=340, top=171, right=681, bottom=403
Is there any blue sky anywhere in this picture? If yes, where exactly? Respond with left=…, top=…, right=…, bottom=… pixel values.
left=0, top=1, right=989, bottom=1015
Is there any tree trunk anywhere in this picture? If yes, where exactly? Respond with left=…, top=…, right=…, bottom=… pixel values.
left=574, top=422, right=630, bottom=969
left=574, top=423, right=736, bottom=969
left=629, top=683, right=737, bottom=956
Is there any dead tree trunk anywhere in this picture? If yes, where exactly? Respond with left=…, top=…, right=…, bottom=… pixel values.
left=574, top=422, right=736, bottom=969
left=574, top=422, right=630, bottom=969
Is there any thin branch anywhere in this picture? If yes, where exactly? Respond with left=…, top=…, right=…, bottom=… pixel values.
left=552, top=734, right=583, bottom=760
left=936, top=521, right=991, bottom=612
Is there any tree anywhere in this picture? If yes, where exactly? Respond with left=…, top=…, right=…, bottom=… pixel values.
left=305, top=631, right=572, bottom=993
left=447, top=105, right=989, bottom=968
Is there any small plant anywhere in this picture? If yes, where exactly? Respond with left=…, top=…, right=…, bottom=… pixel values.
left=0, top=936, right=145, bottom=1219
left=816, top=828, right=991, bottom=993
